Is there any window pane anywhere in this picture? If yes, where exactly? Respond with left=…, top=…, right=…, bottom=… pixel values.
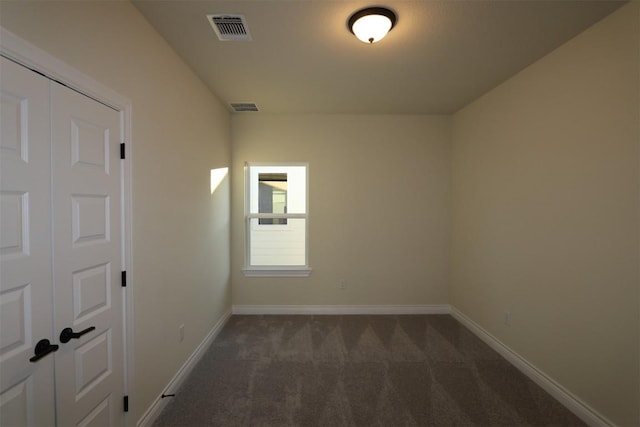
left=249, top=218, right=306, bottom=266
left=259, top=173, right=287, bottom=225
left=249, top=166, right=306, bottom=214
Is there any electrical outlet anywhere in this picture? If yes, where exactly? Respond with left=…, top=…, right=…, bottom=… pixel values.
left=338, top=279, right=347, bottom=290
left=179, top=324, right=185, bottom=342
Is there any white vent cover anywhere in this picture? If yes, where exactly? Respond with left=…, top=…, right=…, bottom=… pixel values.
left=207, top=14, right=252, bottom=41
left=230, top=102, right=259, bottom=112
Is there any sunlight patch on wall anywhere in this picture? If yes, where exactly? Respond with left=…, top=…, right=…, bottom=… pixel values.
left=210, top=167, right=228, bottom=194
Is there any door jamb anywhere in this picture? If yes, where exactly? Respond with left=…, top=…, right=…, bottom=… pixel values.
left=0, top=26, right=135, bottom=426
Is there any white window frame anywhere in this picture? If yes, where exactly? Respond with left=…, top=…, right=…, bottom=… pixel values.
left=243, top=162, right=311, bottom=277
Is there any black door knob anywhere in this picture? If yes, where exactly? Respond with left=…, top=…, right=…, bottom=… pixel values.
left=30, top=339, right=59, bottom=362
left=59, top=326, right=95, bottom=343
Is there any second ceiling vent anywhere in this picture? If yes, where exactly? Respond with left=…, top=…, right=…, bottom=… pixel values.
left=230, top=102, right=259, bottom=112
left=207, top=14, right=252, bottom=41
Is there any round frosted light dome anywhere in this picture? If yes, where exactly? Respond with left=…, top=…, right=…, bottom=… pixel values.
left=348, top=7, right=397, bottom=44
left=352, top=14, right=392, bottom=43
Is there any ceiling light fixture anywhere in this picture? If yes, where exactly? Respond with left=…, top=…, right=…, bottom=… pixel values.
left=348, top=6, right=397, bottom=44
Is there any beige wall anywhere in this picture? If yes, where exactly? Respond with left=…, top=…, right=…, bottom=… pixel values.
left=451, top=3, right=639, bottom=425
left=231, top=115, right=450, bottom=307
left=0, top=2, right=232, bottom=423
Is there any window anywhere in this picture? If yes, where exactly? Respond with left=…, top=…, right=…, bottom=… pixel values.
left=244, top=163, right=310, bottom=276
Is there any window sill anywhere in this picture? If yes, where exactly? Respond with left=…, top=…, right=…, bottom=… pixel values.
left=242, top=268, right=312, bottom=278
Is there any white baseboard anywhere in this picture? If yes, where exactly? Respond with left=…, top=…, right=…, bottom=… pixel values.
left=136, top=309, right=232, bottom=427
left=232, top=304, right=451, bottom=315
left=450, top=307, right=613, bottom=427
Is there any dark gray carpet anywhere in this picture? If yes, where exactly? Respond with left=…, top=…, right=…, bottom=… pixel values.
left=153, top=315, right=585, bottom=426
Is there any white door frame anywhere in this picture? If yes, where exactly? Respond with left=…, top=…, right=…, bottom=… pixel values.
left=0, top=27, right=135, bottom=426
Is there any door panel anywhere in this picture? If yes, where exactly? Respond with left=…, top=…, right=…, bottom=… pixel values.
left=51, top=82, right=123, bottom=426
left=76, top=395, right=112, bottom=427
left=0, top=57, right=55, bottom=426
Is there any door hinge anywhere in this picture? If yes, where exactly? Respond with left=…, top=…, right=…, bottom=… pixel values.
left=123, top=395, right=129, bottom=412
left=120, top=143, right=126, bottom=159
left=121, top=271, right=127, bottom=287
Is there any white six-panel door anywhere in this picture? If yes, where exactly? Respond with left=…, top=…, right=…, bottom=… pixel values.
left=0, top=54, right=56, bottom=427
left=0, top=56, right=125, bottom=427
left=51, top=81, right=124, bottom=427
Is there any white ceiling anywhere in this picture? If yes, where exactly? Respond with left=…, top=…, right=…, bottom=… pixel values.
left=132, top=0, right=625, bottom=114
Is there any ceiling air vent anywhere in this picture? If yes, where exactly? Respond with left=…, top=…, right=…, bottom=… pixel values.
left=230, top=102, right=259, bottom=112
left=207, top=14, right=252, bottom=41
